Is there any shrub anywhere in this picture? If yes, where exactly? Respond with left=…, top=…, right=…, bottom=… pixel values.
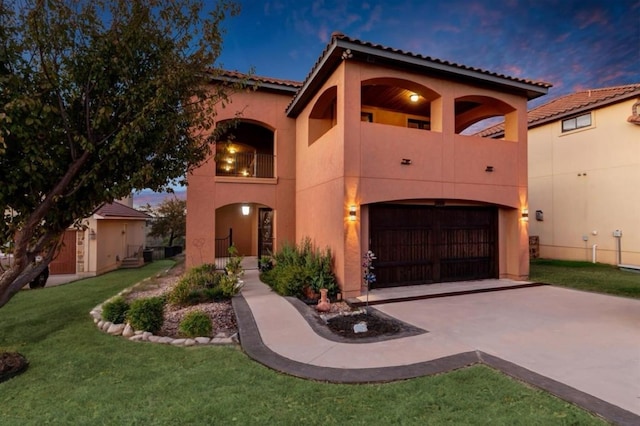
left=262, top=238, right=338, bottom=298
left=258, top=255, right=273, bottom=272
left=167, top=264, right=222, bottom=306
left=225, top=244, right=244, bottom=277
left=219, top=274, right=243, bottom=298
left=178, top=311, right=212, bottom=338
left=101, top=296, right=130, bottom=324
left=127, top=297, right=164, bottom=334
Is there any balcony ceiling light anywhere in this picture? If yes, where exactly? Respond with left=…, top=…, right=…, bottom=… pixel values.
left=409, top=93, right=419, bottom=102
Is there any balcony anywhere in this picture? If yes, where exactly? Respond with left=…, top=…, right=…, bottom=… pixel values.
left=216, top=152, right=275, bottom=179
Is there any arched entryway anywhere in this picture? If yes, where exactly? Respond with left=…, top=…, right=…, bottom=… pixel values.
left=214, top=202, right=275, bottom=268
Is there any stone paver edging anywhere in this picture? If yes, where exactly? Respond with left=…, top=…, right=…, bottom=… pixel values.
left=89, top=275, right=238, bottom=346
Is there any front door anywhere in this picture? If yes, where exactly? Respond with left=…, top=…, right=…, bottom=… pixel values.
left=258, top=208, right=274, bottom=258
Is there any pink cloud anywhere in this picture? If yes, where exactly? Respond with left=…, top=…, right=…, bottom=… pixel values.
left=503, top=65, right=523, bottom=76
left=575, top=9, right=608, bottom=29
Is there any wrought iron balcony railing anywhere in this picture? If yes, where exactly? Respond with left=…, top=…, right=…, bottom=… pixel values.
left=216, top=152, right=274, bottom=179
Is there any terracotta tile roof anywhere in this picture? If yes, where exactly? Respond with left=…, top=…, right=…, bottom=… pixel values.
left=477, top=83, right=640, bottom=137
left=287, top=32, right=552, bottom=116
left=332, top=33, right=552, bottom=89
left=207, top=69, right=302, bottom=92
left=94, top=202, right=151, bottom=220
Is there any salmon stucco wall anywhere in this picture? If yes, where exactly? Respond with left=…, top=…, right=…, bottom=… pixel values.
left=295, top=61, right=531, bottom=297
left=186, top=86, right=297, bottom=268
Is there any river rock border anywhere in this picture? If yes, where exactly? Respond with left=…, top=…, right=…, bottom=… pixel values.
left=89, top=277, right=238, bottom=347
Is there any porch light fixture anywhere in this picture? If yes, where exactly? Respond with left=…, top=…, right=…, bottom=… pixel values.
left=349, top=205, right=357, bottom=221
left=409, top=93, right=419, bottom=102
left=241, top=205, right=250, bottom=216
left=521, top=208, right=529, bottom=221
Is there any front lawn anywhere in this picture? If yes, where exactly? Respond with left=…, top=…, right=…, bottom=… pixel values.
left=530, top=259, right=640, bottom=299
left=0, top=261, right=604, bottom=425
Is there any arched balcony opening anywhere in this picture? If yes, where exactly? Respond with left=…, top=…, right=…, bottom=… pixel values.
left=455, top=95, right=517, bottom=140
left=361, top=78, right=440, bottom=131
left=215, top=121, right=275, bottom=178
left=309, top=86, right=337, bottom=145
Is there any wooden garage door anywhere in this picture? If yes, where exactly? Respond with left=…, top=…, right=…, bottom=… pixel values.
left=369, top=205, right=497, bottom=288
left=49, top=230, right=77, bottom=275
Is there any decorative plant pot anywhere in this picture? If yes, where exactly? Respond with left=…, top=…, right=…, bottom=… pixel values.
left=316, top=288, right=331, bottom=312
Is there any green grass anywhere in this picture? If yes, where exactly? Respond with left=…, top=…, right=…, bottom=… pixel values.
left=0, top=261, right=605, bottom=425
left=530, top=259, right=640, bottom=299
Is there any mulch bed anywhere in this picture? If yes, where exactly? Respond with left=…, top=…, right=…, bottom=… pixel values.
left=0, top=351, right=29, bottom=383
left=326, top=312, right=402, bottom=338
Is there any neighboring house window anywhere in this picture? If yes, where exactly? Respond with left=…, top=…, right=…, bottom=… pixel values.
left=562, top=113, right=591, bottom=132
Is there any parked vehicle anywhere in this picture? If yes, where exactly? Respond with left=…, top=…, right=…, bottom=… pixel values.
left=0, top=250, right=49, bottom=289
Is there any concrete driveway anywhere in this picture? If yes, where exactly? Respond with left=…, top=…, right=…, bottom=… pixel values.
left=374, top=285, right=640, bottom=416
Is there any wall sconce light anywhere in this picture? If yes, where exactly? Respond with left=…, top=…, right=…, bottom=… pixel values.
left=485, top=166, right=494, bottom=172
left=89, top=229, right=96, bottom=240
left=241, top=205, right=250, bottom=216
left=401, top=158, right=412, bottom=165
left=521, top=208, right=529, bottom=221
left=409, top=93, right=419, bottom=102
left=349, top=205, right=357, bottom=221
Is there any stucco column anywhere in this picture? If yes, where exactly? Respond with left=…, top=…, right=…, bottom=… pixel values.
left=186, top=160, right=216, bottom=268
left=341, top=61, right=364, bottom=297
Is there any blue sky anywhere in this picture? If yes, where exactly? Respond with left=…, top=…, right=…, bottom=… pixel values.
left=137, top=0, right=640, bottom=205
left=217, top=0, right=640, bottom=104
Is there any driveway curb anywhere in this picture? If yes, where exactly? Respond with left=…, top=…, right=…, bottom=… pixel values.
left=233, top=293, right=640, bottom=425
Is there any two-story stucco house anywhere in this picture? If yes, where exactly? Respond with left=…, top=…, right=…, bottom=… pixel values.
left=483, top=84, right=640, bottom=267
left=186, top=33, right=551, bottom=298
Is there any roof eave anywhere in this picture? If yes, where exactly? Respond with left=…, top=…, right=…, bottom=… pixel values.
left=529, top=89, right=640, bottom=129
left=286, top=38, right=343, bottom=117
left=208, top=73, right=300, bottom=95
left=286, top=37, right=550, bottom=117
left=341, top=39, right=550, bottom=100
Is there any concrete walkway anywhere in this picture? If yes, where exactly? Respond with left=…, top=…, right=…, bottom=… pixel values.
left=235, top=269, right=640, bottom=425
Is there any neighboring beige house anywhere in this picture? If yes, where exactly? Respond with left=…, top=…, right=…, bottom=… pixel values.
left=187, top=33, right=551, bottom=297
left=49, top=199, right=150, bottom=276
left=481, top=84, right=640, bottom=267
